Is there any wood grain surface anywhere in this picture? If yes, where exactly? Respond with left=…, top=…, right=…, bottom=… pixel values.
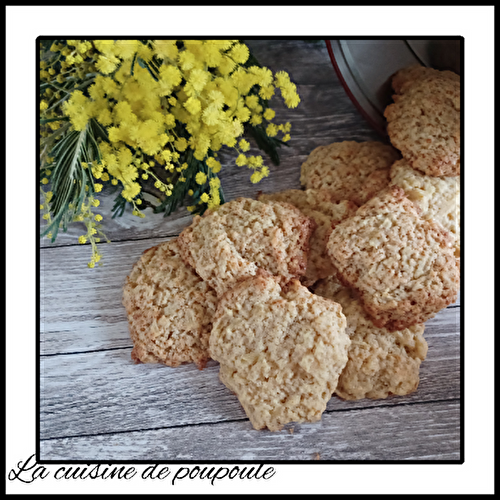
left=41, top=401, right=460, bottom=461
left=39, top=39, right=461, bottom=461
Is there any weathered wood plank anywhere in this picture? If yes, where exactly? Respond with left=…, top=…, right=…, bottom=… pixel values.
left=40, top=399, right=460, bottom=461
left=40, top=237, right=460, bottom=355
left=40, top=303, right=459, bottom=440
left=246, top=39, right=341, bottom=86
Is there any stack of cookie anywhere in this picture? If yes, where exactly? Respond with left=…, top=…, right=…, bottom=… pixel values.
left=122, top=65, right=460, bottom=431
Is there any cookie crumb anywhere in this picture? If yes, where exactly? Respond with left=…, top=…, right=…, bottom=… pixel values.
left=288, top=427, right=294, bottom=434
left=313, top=453, right=321, bottom=460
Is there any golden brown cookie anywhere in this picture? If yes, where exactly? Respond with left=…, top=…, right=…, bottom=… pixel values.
left=326, top=186, right=459, bottom=330
left=177, top=197, right=316, bottom=297
left=299, top=140, right=399, bottom=203
left=210, top=274, right=350, bottom=431
left=122, top=240, right=218, bottom=369
left=314, top=276, right=428, bottom=400
left=390, top=158, right=460, bottom=260
left=258, top=189, right=357, bottom=286
left=391, top=64, right=460, bottom=95
left=385, top=72, right=460, bottom=177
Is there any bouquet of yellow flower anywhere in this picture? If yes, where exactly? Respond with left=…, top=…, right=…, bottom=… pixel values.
left=39, top=39, right=300, bottom=267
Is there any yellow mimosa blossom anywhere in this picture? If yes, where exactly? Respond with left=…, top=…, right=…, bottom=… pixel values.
left=178, top=50, right=196, bottom=71
left=114, top=40, right=139, bottom=60
left=174, top=137, right=188, bottom=151
left=266, top=123, right=278, bottom=137
left=245, top=95, right=259, bottom=110
left=236, top=154, right=247, bottom=166
left=263, top=108, right=275, bottom=121
left=250, top=114, right=262, bottom=126
left=206, top=157, right=221, bottom=173
left=217, top=55, right=236, bottom=76
left=203, top=43, right=223, bottom=68
left=76, top=42, right=88, bottom=54
left=259, top=85, right=275, bottom=100
left=250, top=171, right=265, bottom=184
left=154, top=40, right=178, bottom=60
left=235, top=105, right=251, bottom=123
left=195, top=172, right=207, bottom=185
left=189, top=68, right=210, bottom=93
left=229, top=43, right=249, bottom=64
left=96, top=54, right=119, bottom=74
left=184, top=97, right=202, bottom=115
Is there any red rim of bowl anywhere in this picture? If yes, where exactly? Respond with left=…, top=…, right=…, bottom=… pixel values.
left=325, top=40, right=387, bottom=138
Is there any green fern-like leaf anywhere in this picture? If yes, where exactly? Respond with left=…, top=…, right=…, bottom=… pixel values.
left=40, top=118, right=106, bottom=240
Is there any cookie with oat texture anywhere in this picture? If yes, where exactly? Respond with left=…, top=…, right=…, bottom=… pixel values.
left=314, top=276, right=428, bottom=400
left=391, top=64, right=460, bottom=95
left=385, top=70, right=460, bottom=177
left=122, top=239, right=218, bottom=369
left=177, top=197, right=316, bottom=297
left=326, top=186, right=459, bottom=330
left=390, top=158, right=460, bottom=260
left=210, top=274, right=350, bottom=431
left=299, top=140, right=399, bottom=205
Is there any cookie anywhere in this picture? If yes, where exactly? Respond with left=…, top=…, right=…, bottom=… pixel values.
left=258, top=189, right=358, bottom=285
left=122, top=239, right=218, bottom=369
left=209, top=274, right=350, bottom=431
left=385, top=72, right=460, bottom=177
left=390, top=158, right=460, bottom=259
left=177, top=197, right=316, bottom=297
left=326, top=186, right=459, bottom=330
left=391, top=65, right=460, bottom=95
left=299, top=140, right=399, bottom=203
left=314, top=276, right=428, bottom=400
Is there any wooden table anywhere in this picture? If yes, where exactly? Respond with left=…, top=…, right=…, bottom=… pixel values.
left=40, top=40, right=461, bottom=461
